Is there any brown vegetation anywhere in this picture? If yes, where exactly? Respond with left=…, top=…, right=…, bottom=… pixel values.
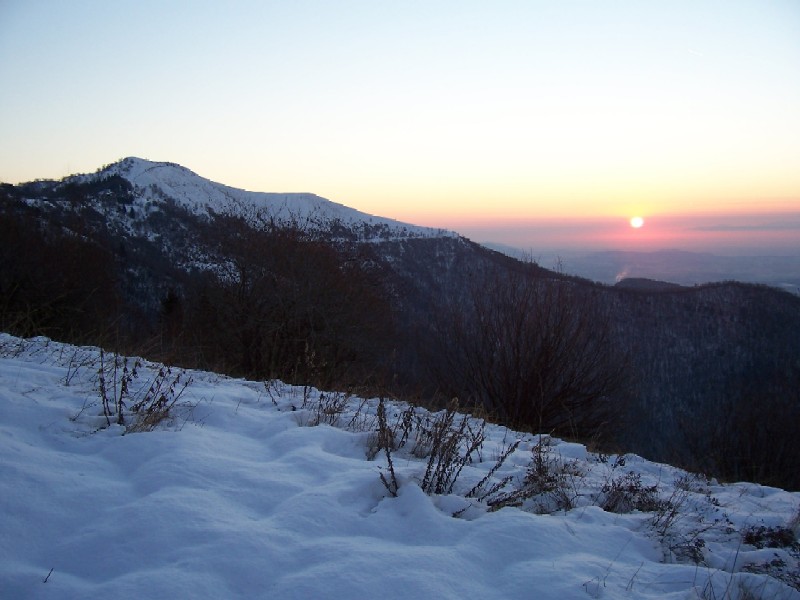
left=424, top=267, right=629, bottom=441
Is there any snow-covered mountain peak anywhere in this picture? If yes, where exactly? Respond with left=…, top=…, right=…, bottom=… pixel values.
left=101, top=156, right=189, bottom=181
left=91, top=157, right=454, bottom=242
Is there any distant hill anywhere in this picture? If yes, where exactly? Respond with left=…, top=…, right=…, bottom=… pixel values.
left=484, top=245, right=800, bottom=294
left=614, top=277, right=684, bottom=291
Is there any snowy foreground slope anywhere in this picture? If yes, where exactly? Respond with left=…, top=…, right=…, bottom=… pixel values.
left=1, top=335, right=798, bottom=600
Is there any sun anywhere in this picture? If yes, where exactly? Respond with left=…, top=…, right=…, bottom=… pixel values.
left=630, top=216, right=645, bottom=229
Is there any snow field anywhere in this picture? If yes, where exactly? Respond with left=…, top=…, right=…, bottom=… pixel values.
left=0, top=334, right=798, bottom=599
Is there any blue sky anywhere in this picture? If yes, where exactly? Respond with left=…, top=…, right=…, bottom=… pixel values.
left=1, top=1, right=798, bottom=251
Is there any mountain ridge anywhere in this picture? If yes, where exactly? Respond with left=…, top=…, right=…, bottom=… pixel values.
left=68, top=157, right=455, bottom=242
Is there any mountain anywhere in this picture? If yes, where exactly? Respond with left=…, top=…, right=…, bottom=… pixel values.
left=1, top=157, right=527, bottom=390
left=74, top=157, right=454, bottom=242
left=2, top=158, right=799, bottom=489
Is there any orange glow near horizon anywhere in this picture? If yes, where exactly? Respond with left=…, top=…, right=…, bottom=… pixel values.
left=439, top=210, right=800, bottom=255
left=334, top=177, right=800, bottom=231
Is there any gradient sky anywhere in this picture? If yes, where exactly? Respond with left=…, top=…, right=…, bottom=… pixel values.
left=1, top=1, right=798, bottom=252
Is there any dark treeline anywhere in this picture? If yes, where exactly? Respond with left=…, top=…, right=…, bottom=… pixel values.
left=2, top=177, right=799, bottom=490
left=0, top=208, right=117, bottom=342
left=607, top=282, right=800, bottom=489
left=0, top=184, right=395, bottom=390
left=177, top=215, right=395, bottom=388
left=422, top=268, right=629, bottom=442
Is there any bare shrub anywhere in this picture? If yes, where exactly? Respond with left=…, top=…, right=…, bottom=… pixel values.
left=60, top=345, right=98, bottom=386
left=127, top=365, right=193, bottom=432
left=648, top=474, right=727, bottom=565
left=417, top=400, right=486, bottom=496
left=344, top=396, right=377, bottom=434
left=465, top=438, right=521, bottom=503
left=487, top=437, right=585, bottom=513
left=522, top=437, right=585, bottom=513
left=376, top=398, right=399, bottom=497
left=742, top=526, right=797, bottom=550
left=599, top=471, right=662, bottom=514
left=97, top=349, right=141, bottom=427
left=302, top=391, right=351, bottom=427
left=374, top=398, right=510, bottom=500
left=93, top=350, right=192, bottom=432
left=366, top=401, right=416, bottom=460
left=650, top=485, right=691, bottom=538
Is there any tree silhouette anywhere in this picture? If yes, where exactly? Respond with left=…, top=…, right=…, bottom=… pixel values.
left=184, top=215, right=393, bottom=386
left=427, top=267, right=628, bottom=440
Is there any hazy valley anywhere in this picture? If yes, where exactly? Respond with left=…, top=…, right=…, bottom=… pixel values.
left=485, top=245, right=800, bottom=295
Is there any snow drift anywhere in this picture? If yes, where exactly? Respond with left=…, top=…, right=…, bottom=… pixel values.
left=0, top=334, right=798, bottom=599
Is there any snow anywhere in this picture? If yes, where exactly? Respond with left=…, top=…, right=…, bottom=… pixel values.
left=1, top=334, right=798, bottom=599
left=90, top=157, right=455, bottom=241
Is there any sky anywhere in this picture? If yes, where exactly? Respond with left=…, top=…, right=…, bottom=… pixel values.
left=1, top=1, right=799, bottom=252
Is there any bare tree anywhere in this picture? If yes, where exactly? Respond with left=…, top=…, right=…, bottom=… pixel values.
left=680, top=362, right=800, bottom=490
left=0, top=205, right=119, bottom=343
left=428, top=267, right=628, bottom=440
left=185, top=215, right=393, bottom=387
